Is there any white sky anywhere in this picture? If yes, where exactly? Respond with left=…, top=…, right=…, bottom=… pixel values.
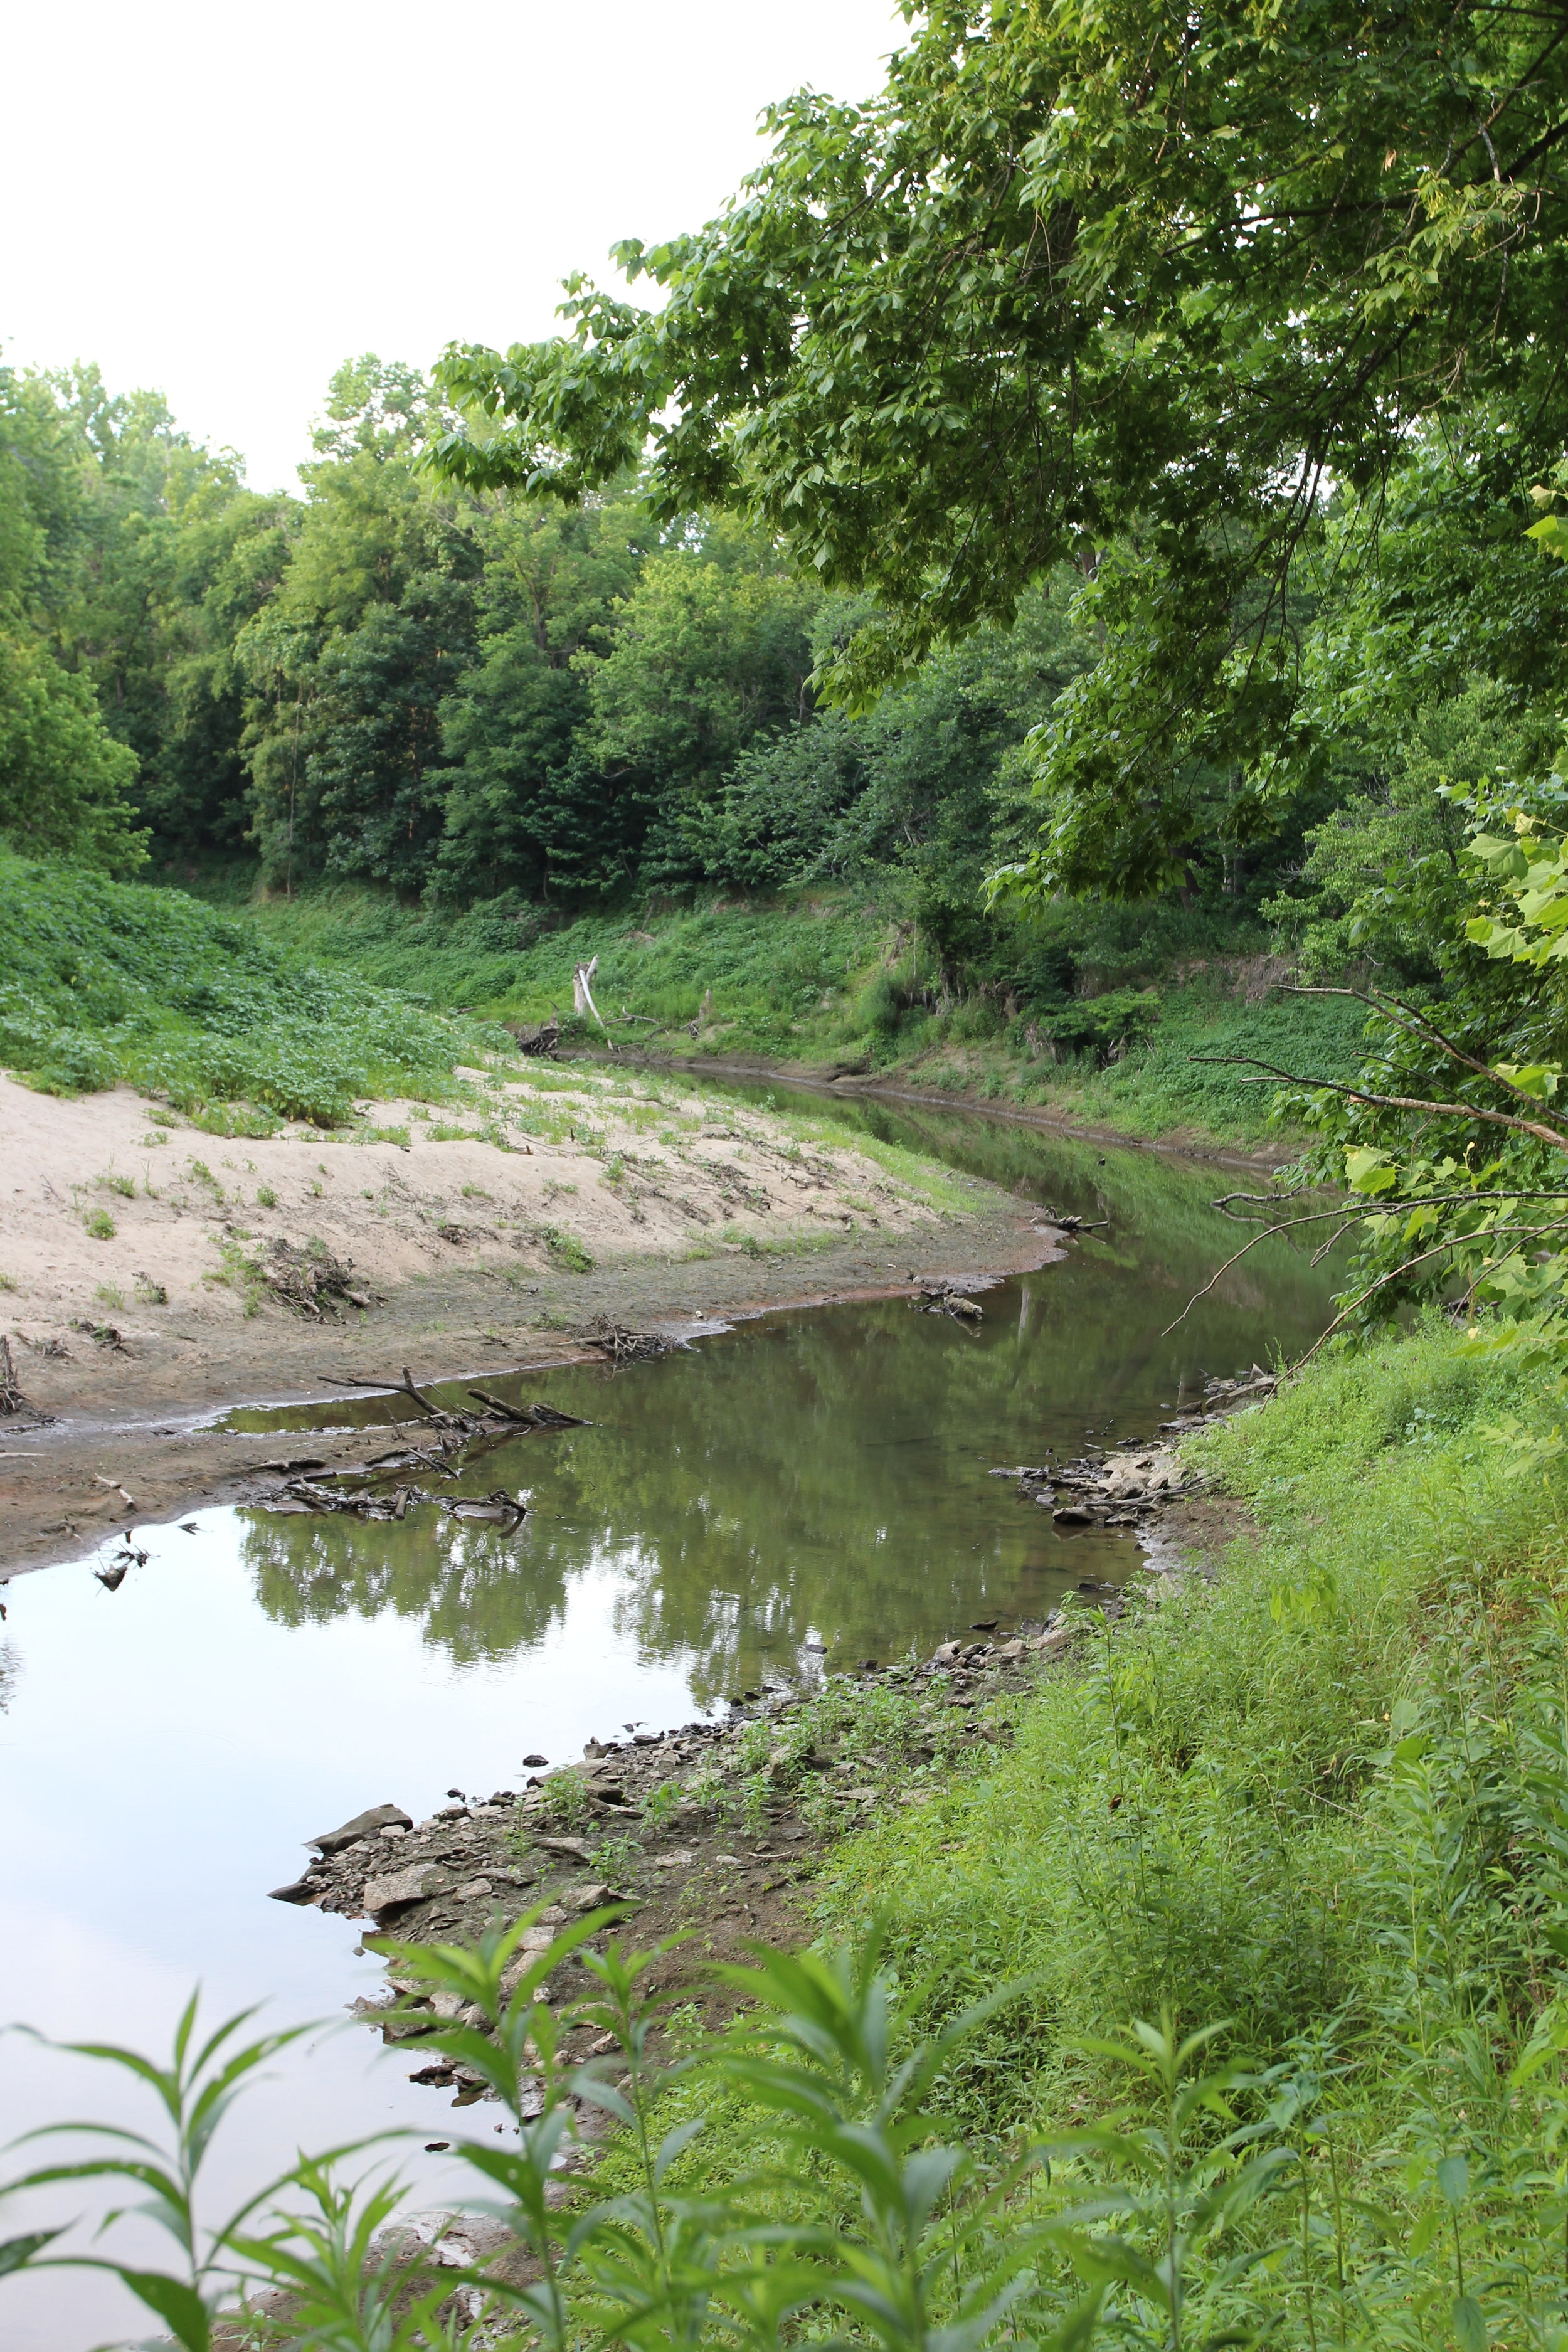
left=5, top=0, right=906, bottom=493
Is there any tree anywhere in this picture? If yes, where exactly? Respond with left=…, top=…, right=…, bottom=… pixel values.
left=240, top=357, right=479, bottom=891
left=0, top=635, right=146, bottom=871
left=430, top=1, right=1568, bottom=899
left=578, top=517, right=821, bottom=883
left=432, top=490, right=646, bottom=901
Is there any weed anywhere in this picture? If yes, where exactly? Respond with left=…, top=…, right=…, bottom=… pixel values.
left=460, top=1182, right=491, bottom=1199
left=533, top=1771, right=595, bottom=1832
left=639, top=1779, right=687, bottom=1835
left=140, top=1130, right=168, bottom=1146
left=93, top=1283, right=125, bottom=1310
left=98, top=1172, right=135, bottom=1199
left=359, top=1122, right=410, bottom=1145
left=82, top=1208, right=115, bottom=1241
left=255, top=1184, right=277, bottom=1209
left=589, top=1830, right=646, bottom=1882
left=538, top=1224, right=594, bottom=1273
left=204, top=1236, right=266, bottom=1315
left=0, top=1271, right=15, bottom=1292
left=134, top=1275, right=168, bottom=1305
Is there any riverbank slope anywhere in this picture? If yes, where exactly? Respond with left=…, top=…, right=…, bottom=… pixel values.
left=0, top=1061, right=1064, bottom=1571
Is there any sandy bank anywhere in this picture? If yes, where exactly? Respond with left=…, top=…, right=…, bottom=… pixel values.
left=0, top=1064, right=1063, bottom=1572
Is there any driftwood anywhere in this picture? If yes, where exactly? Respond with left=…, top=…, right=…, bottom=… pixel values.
left=585, top=1316, right=669, bottom=1366
left=0, top=1336, right=26, bottom=1414
left=909, top=1283, right=983, bottom=1323
left=508, top=1017, right=560, bottom=1058
left=467, top=1389, right=588, bottom=1429
left=326, top=1366, right=442, bottom=1416
left=267, top=1239, right=371, bottom=1318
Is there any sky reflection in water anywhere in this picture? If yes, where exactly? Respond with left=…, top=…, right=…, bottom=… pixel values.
left=0, top=1101, right=1338, bottom=2348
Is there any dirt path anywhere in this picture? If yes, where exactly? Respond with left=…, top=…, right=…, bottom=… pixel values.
left=0, top=1067, right=1063, bottom=1574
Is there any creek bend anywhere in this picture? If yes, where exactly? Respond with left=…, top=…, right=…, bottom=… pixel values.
left=0, top=1098, right=1337, bottom=2351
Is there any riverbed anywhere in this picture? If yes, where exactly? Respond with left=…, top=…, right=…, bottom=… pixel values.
left=0, top=1097, right=1335, bottom=2348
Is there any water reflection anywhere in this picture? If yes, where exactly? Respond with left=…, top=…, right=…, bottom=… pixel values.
left=238, top=1111, right=1338, bottom=1700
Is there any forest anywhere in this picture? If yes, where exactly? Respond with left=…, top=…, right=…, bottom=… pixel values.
left=19, top=11, right=1568, bottom=2352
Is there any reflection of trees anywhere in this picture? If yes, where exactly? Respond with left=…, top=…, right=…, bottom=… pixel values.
left=243, top=1512, right=571, bottom=1666
left=242, top=1118, right=1340, bottom=1703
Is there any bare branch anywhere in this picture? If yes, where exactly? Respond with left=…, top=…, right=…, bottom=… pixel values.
left=1187, top=1054, right=1568, bottom=1151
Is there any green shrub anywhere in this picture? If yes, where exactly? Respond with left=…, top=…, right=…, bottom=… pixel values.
left=0, top=854, right=506, bottom=1125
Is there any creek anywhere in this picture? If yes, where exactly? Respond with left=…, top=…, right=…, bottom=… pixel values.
left=0, top=1094, right=1336, bottom=2348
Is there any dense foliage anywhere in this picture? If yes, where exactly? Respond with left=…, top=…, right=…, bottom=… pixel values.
left=0, top=853, right=503, bottom=1128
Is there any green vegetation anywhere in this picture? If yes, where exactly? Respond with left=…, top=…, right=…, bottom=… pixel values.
left=0, top=852, right=509, bottom=1128
left=15, top=1322, right=1568, bottom=2348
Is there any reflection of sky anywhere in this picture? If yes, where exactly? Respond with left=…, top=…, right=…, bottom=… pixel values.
left=1, top=1116, right=1343, bottom=2349
left=0, top=1513, right=698, bottom=2352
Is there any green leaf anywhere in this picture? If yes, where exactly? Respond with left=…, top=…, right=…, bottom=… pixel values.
left=1436, top=2154, right=1469, bottom=2207
left=1453, top=2293, right=1487, bottom=2352
left=115, top=2267, right=212, bottom=2351
left=0, top=2229, right=60, bottom=2277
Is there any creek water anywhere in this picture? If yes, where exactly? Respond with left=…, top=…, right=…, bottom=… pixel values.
left=0, top=1095, right=1335, bottom=2348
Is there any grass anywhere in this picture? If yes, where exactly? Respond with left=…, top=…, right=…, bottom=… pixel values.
left=15, top=1314, right=1568, bottom=2348
left=0, top=853, right=514, bottom=1130
left=235, top=879, right=1366, bottom=1150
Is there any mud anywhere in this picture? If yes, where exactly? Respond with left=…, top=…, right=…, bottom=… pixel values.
left=0, top=1197, right=1064, bottom=1577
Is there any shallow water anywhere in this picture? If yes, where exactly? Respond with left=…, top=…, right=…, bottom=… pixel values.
left=0, top=1101, right=1333, bottom=2347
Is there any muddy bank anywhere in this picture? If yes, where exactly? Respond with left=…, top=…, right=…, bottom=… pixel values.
left=281, top=1612, right=1109, bottom=2082
left=0, top=1207, right=1064, bottom=1577
left=278, top=1391, right=1255, bottom=2095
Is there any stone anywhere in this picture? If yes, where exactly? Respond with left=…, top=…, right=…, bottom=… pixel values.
left=310, top=1803, right=412, bottom=1856
left=522, top=1752, right=549, bottom=1767
left=567, top=1882, right=614, bottom=1910
left=993, top=1640, right=1025, bottom=1662
left=363, top=1863, right=448, bottom=1916
left=1052, top=1506, right=1095, bottom=1527
left=453, top=1878, right=492, bottom=1901
left=268, top=1877, right=322, bottom=1905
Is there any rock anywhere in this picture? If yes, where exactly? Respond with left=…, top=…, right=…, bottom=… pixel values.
left=653, top=1849, right=694, bottom=1869
left=1052, top=1505, right=1095, bottom=1527
left=310, top=1803, right=412, bottom=1856
left=536, top=1835, right=591, bottom=1862
left=453, top=1878, right=492, bottom=1901
left=993, top=1639, right=1025, bottom=1662
left=363, top=1863, right=448, bottom=1916
left=268, top=1877, right=322, bottom=1905
left=567, top=1882, right=614, bottom=1910
left=522, top=1753, right=549, bottom=1767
